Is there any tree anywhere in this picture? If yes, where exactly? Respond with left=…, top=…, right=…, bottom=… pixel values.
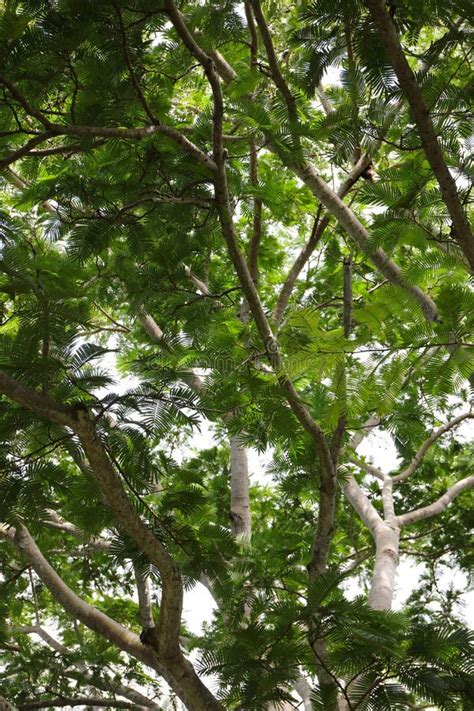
left=0, top=0, right=473, bottom=709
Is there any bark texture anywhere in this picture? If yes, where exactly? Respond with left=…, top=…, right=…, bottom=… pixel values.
left=229, top=435, right=251, bottom=537
left=368, top=523, right=400, bottom=610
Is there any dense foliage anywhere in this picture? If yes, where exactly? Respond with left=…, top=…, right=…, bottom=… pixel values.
left=0, top=1, right=473, bottom=710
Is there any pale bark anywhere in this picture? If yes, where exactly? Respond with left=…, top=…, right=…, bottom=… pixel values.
left=165, top=6, right=338, bottom=706
left=343, top=473, right=400, bottom=611
left=342, top=475, right=383, bottom=536
left=273, top=153, right=377, bottom=327
left=317, top=84, right=334, bottom=115
left=348, top=415, right=381, bottom=450
left=138, top=308, right=253, bottom=543
left=381, top=477, right=395, bottom=521
left=0, top=524, right=167, bottom=671
left=4, top=167, right=56, bottom=214
left=229, top=435, right=251, bottom=538
left=294, top=676, right=313, bottom=711
left=183, top=264, right=210, bottom=296
left=43, top=509, right=111, bottom=553
left=134, top=565, right=155, bottom=629
left=1, top=524, right=223, bottom=711
left=15, top=624, right=159, bottom=709
left=396, top=476, right=474, bottom=527
left=393, top=411, right=473, bottom=483
left=346, top=417, right=401, bottom=611
left=139, top=313, right=165, bottom=343
left=0, top=698, right=18, bottom=711
left=165, top=0, right=334, bottom=472
left=347, top=412, right=474, bottom=611
left=348, top=454, right=385, bottom=481
left=367, top=523, right=400, bottom=611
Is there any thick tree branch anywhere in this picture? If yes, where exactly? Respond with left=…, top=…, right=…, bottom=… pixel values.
left=0, top=132, right=56, bottom=171
left=209, top=50, right=236, bottom=84
left=381, top=477, right=395, bottom=522
left=165, top=11, right=339, bottom=702
left=0, top=74, right=53, bottom=128
left=18, top=699, right=140, bottom=709
left=348, top=454, right=386, bottom=482
left=276, top=157, right=440, bottom=322
left=229, top=434, right=251, bottom=538
left=364, top=0, right=474, bottom=270
left=27, top=140, right=106, bottom=157
left=0, top=371, right=182, bottom=655
left=0, top=74, right=216, bottom=172
left=0, top=371, right=77, bottom=425
left=396, top=476, right=474, bottom=527
left=0, top=524, right=165, bottom=672
left=74, top=410, right=183, bottom=658
left=0, top=697, right=18, bottom=711
left=393, top=411, right=474, bottom=483
left=0, top=374, right=224, bottom=711
left=12, top=625, right=159, bottom=709
left=134, top=565, right=155, bottom=629
left=342, top=475, right=383, bottom=537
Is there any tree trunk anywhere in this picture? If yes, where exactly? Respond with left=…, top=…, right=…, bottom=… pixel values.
left=229, top=435, right=251, bottom=538
left=368, top=524, right=400, bottom=611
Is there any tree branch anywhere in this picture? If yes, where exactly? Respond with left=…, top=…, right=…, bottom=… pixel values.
left=273, top=207, right=324, bottom=326
left=348, top=415, right=381, bottom=450
left=364, top=0, right=474, bottom=270
left=134, top=565, right=155, bottom=630
left=348, top=454, right=386, bottom=482
left=393, top=411, right=474, bottom=483
left=12, top=625, right=159, bottom=709
left=0, top=371, right=182, bottom=655
left=0, top=697, right=18, bottom=711
left=0, top=74, right=216, bottom=172
left=0, top=373, right=224, bottom=711
left=0, top=74, right=53, bottom=128
left=18, top=698, right=140, bottom=709
left=249, top=0, right=297, bottom=124
left=242, top=6, right=440, bottom=323
left=396, top=476, right=474, bottom=527
left=164, top=1, right=335, bottom=478
left=0, top=132, right=56, bottom=171
left=0, top=523, right=165, bottom=672
left=276, top=157, right=440, bottom=323
left=114, top=2, right=157, bottom=124
left=342, top=474, right=383, bottom=536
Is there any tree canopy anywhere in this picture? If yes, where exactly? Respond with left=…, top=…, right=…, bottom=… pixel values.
left=0, top=1, right=473, bottom=710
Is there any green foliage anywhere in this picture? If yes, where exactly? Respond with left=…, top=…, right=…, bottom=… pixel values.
left=0, top=0, right=472, bottom=709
